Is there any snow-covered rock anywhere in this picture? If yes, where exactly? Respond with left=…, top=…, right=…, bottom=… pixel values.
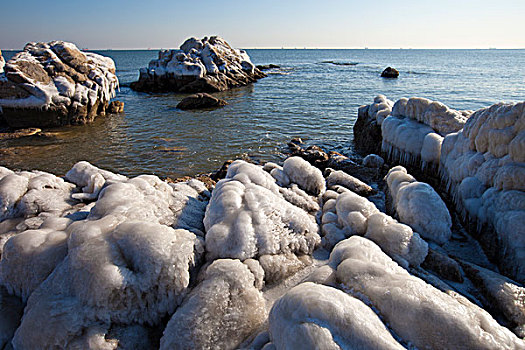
left=268, top=282, right=404, bottom=350
left=204, top=160, right=320, bottom=265
left=0, top=50, right=5, bottom=75
left=321, top=188, right=428, bottom=267
left=331, top=236, right=525, bottom=349
left=440, top=101, right=525, bottom=283
left=160, top=259, right=266, bottom=350
left=385, top=166, right=452, bottom=244
left=131, top=36, right=265, bottom=93
left=0, top=41, right=119, bottom=127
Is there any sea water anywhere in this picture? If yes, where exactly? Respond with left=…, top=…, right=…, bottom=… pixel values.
left=1, top=49, right=523, bottom=178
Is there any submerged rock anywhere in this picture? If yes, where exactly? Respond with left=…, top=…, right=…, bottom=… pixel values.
left=131, top=36, right=266, bottom=93
left=108, top=100, right=124, bottom=113
left=381, top=66, right=399, bottom=78
left=0, top=41, right=119, bottom=127
left=176, top=93, right=227, bottom=110
left=256, top=64, right=280, bottom=70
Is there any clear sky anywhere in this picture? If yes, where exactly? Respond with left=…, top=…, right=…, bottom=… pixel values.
left=1, top=0, right=524, bottom=50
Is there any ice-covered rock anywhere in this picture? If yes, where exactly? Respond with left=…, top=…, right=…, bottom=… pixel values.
left=0, top=169, right=77, bottom=221
left=362, top=153, right=384, bottom=168
left=354, top=95, right=393, bottom=154
left=331, top=236, right=525, bottom=349
left=160, top=259, right=266, bottom=350
left=282, top=156, right=326, bottom=196
left=0, top=227, right=68, bottom=301
left=12, top=222, right=203, bottom=348
left=325, top=168, right=374, bottom=196
left=204, top=160, right=320, bottom=263
left=131, top=36, right=265, bottom=93
left=0, top=50, right=5, bottom=75
left=268, top=282, right=404, bottom=350
left=440, top=101, right=525, bottom=283
left=386, top=166, right=452, bottom=244
left=321, top=188, right=427, bottom=266
left=65, top=161, right=127, bottom=201
left=0, top=41, right=119, bottom=127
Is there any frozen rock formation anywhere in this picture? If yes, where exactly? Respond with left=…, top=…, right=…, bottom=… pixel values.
left=354, top=95, right=393, bottom=154
left=282, top=156, right=326, bottom=196
left=204, top=160, right=320, bottom=265
left=362, top=153, right=384, bottom=168
left=321, top=187, right=427, bottom=267
left=160, top=259, right=266, bottom=350
left=131, top=36, right=266, bottom=93
left=268, top=282, right=404, bottom=350
left=65, top=161, right=128, bottom=201
left=0, top=41, right=119, bottom=127
left=0, top=50, right=4, bottom=74
left=12, top=222, right=203, bottom=348
left=386, top=166, right=452, bottom=244
left=440, top=101, right=525, bottom=283
left=325, top=168, right=374, bottom=196
left=0, top=168, right=77, bottom=221
left=330, top=236, right=525, bottom=349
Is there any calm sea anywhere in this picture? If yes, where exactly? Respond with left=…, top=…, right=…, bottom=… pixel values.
left=1, top=49, right=524, bottom=178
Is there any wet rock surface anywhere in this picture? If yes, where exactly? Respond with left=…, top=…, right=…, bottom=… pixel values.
left=176, top=93, right=227, bottom=110
left=131, top=36, right=266, bottom=93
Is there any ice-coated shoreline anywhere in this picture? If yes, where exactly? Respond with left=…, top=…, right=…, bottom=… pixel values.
left=0, top=97, right=524, bottom=349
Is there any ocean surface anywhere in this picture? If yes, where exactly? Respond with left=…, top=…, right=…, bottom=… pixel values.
left=1, top=49, right=524, bottom=178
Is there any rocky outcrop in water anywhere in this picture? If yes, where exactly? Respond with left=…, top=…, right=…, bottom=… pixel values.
left=381, top=66, right=399, bottom=78
left=354, top=95, right=525, bottom=284
left=0, top=42, right=119, bottom=128
left=130, top=36, right=266, bottom=93
left=176, top=93, right=227, bottom=110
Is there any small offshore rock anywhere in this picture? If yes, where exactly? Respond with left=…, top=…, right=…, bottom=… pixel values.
left=363, top=154, right=385, bottom=168
left=381, top=67, right=399, bottom=78
left=108, top=100, right=124, bottom=114
left=256, top=64, right=280, bottom=70
left=176, top=93, right=227, bottom=110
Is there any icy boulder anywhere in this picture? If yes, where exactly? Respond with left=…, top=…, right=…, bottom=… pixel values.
left=0, top=50, right=4, bottom=75
left=0, top=41, right=119, bottom=127
left=160, top=259, right=266, bottom=350
left=321, top=189, right=427, bottom=267
left=386, top=166, right=452, bottom=244
left=354, top=95, right=394, bottom=154
left=131, top=36, right=266, bottom=93
left=440, top=101, right=525, bottom=283
left=204, top=161, right=320, bottom=263
left=0, top=169, right=77, bottom=221
left=65, top=161, right=127, bottom=201
left=267, top=282, right=404, bottom=349
left=12, top=221, right=203, bottom=348
left=0, top=227, right=68, bottom=301
left=331, top=236, right=525, bottom=349
left=282, top=156, right=326, bottom=196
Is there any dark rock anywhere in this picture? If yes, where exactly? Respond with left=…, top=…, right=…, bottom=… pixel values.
left=211, top=160, right=233, bottom=181
left=381, top=67, right=399, bottom=78
left=176, top=93, right=227, bottom=110
left=256, top=64, right=280, bottom=70
left=108, top=100, right=125, bottom=114
left=422, top=248, right=464, bottom=283
left=353, top=105, right=383, bottom=155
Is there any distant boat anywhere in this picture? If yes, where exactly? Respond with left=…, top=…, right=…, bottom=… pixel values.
left=489, top=47, right=497, bottom=50
left=364, top=47, right=369, bottom=50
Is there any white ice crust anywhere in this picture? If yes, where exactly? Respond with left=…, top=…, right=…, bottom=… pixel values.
left=160, top=259, right=266, bottom=350
left=268, top=282, right=404, bottom=350
left=144, top=36, right=255, bottom=78
left=0, top=41, right=118, bottom=110
left=204, top=160, right=320, bottom=262
left=330, top=236, right=525, bottom=350
left=386, top=166, right=452, bottom=244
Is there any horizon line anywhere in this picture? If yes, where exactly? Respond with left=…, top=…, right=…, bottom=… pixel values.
left=2, top=46, right=525, bottom=51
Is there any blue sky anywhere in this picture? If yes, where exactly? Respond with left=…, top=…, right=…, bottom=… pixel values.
left=1, top=0, right=524, bottom=49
